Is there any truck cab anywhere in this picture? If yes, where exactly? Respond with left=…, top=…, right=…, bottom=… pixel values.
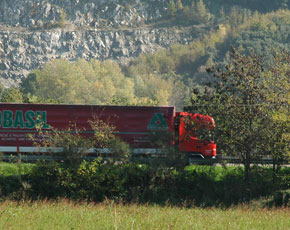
left=175, top=112, right=216, bottom=159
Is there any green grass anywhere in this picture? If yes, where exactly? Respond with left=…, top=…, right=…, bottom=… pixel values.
left=0, top=201, right=289, bottom=230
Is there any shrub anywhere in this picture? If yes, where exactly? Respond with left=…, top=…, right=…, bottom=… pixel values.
left=31, top=117, right=130, bottom=166
left=28, top=161, right=65, bottom=198
left=1, top=162, right=289, bottom=206
left=31, top=123, right=95, bottom=167
left=0, top=175, right=23, bottom=199
left=108, top=137, right=131, bottom=163
left=28, top=159, right=125, bottom=202
left=269, top=189, right=290, bottom=207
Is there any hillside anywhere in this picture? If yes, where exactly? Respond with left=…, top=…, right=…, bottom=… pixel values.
left=0, top=0, right=211, bottom=87
left=0, top=0, right=289, bottom=107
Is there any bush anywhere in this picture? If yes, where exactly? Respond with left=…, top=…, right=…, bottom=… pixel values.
left=120, top=163, right=151, bottom=202
left=27, top=161, right=65, bottom=198
left=28, top=159, right=126, bottom=202
left=269, top=189, right=290, bottom=207
left=0, top=175, right=23, bottom=199
left=1, top=162, right=289, bottom=207
left=108, top=137, right=131, bottom=163
left=74, top=159, right=124, bottom=201
left=31, top=117, right=130, bottom=166
left=31, top=124, right=95, bottom=167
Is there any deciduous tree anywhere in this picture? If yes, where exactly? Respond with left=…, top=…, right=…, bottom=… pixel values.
left=185, top=48, right=290, bottom=190
left=1, top=87, right=24, bottom=102
left=21, top=59, right=135, bottom=105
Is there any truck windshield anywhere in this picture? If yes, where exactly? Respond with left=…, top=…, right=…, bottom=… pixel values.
left=197, top=130, right=214, bottom=143
left=183, top=115, right=215, bottom=143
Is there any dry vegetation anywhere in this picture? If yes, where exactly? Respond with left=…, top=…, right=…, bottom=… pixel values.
left=0, top=200, right=289, bottom=230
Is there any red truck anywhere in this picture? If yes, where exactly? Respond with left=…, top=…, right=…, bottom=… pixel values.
left=0, top=103, right=216, bottom=159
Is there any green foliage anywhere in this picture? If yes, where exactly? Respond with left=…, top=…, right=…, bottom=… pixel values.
left=262, top=50, right=290, bottom=181
left=22, top=59, right=135, bottom=105
left=0, top=83, right=5, bottom=98
left=24, top=93, right=60, bottom=104
left=167, top=0, right=211, bottom=25
left=20, top=73, right=39, bottom=96
left=27, top=160, right=128, bottom=201
left=148, top=130, right=188, bottom=169
left=0, top=162, right=289, bottom=207
left=269, top=189, right=290, bottom=207
left=167, top=0, right=177, bottom=18
left=230, top=10, right=290, bottom=56
left=89, top=119, right=116, bottom=149
left=76, top=160, right=125, bottom=201
left=125, top=9, right=290, bottom=102
left=20, top=73, right=60, bottom=103
left=0, top=79, right=56, bottom=104
left=19, top=9, right=289, bottom=108
left=227, top=7, right=252, bottom=29
left=15, top=7, right=290, bottom=111
left=107, top=137, right=131, bottom=163
left=1, top=87, right=24, bottom=103
left=57, top=9, right=67, bottom=28
left=30, top=116, right=130, bottom=166
left=31, top=123, right=95, bottom=166
left=131, top=74, right=175, bottom=105
left=206, top=0, right=289, bottom=13
left=28, top=161, right=65, bottom=198
left=125, top=22, right=228, bottom=104
left=195, top=0, right=210, bottom=23
left=176, top=0, right=183, bottom=10
left=0, top=175, right=23, bottom=199
left=125, top=48, right=180, bottom=105
left=186, top=48, right=290, bottom=185
left=89, top=118, right=130, bottom=163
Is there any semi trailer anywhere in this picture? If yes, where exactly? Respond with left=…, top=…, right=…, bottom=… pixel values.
left=0, top=103, right=216, bottom=159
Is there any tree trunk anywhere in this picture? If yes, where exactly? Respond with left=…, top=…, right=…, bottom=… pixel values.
left=244, top=151, right=251, bottom=201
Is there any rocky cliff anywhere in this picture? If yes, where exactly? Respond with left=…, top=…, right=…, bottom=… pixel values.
left=0, top=0, right=205, bottom=87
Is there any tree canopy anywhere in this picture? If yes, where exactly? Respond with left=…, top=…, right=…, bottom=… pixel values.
left=185, top=48, right=290, bottom=183
left=20, top=59, right=136, bottom=105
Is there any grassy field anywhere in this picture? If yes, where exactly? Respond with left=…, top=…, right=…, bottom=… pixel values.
left=0, top=162, right=289, bottom=229
left=0, top=201, right=289, bottom=230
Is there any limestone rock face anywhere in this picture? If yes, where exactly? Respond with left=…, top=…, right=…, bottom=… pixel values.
left=0, top=0, right=202, bottom=86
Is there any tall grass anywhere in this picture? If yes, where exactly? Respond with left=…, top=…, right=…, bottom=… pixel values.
left=0, top=200, right=289, bottom=230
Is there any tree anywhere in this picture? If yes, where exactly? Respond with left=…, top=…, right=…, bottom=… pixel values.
left=30, top=59, right=79, bottom=103
left=20, top=73, right=39, bottom=96
left=185, top=47, right=289, bottom=189
left=195, top=0, right=209, bottom=23
left=57, top=9, right=67, bottom=28
left=22, top=59, right=135, bottom=105
left=132, top=73, right=174, bottom=105
left=176, top=0, right=183, bottom=11
left=262, top=49, right=290, bottom=182
left=0, top=83, right=5, bottom=99
left=89, top=118, right=130, bottom=164
left=32, top=123, right=95, bottom=166
left=32, top=117, right=130, bottom=166
left=167, top=0, right=177, bottom=18
left=1, top=87, right=24, bottom=102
